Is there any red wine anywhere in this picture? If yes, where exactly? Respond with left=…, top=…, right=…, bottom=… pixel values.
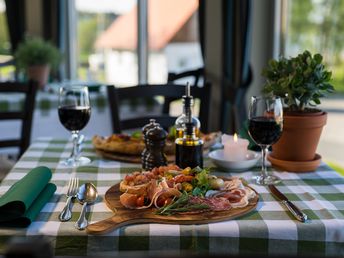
left=58, top=106, right=91, bottom=131
left=248, top=117, right=282, bottom=145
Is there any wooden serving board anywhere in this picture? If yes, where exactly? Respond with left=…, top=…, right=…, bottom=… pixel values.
left=86, top=184, right=259, bottom=235
left=95, top=149, right=175, bottom=163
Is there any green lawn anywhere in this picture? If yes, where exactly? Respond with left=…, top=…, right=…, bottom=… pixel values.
left=327, top=162, right=344, bottom=176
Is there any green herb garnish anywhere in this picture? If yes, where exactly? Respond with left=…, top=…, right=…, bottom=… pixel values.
left=156, top=192, right=209, bottom=215
left=191, top=167, right=210, bottom=197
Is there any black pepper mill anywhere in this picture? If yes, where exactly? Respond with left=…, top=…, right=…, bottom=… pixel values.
left=142, top=124, right=168, bottom=170
left=141, top=119, right=159, bottom=166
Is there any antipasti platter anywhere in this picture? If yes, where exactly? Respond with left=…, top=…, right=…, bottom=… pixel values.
left=86, top=165, right=258, bottom=235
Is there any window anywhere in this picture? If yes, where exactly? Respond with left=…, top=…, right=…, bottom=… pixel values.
left=283, top=0, right=344, bottom=93
left=147, top=0, right=203, bottom=84
left=74, top=0, right=137, bottom=85
left=70, top=0, right=203, bottom=86
left=282, top=0, right=344, bottom=169
left=0, top=0, right=15, bottom=81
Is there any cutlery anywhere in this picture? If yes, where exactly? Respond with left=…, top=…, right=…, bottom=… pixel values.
left=268, top=184, right=308, bottom=223
left=59, top=177, right=79, bottom=222
left=75, top=183, right=98, bottom=230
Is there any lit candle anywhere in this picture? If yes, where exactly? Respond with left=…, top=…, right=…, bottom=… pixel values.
left=222, top=133, right=249, bottom=161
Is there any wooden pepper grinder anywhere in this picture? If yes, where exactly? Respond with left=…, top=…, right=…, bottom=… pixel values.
left=141, top=119, right=159, bottom=166
left=142, top=124, right=168, bottom=170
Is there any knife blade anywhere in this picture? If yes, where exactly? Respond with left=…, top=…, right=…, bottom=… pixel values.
left=268, top=184, right=308, bottom=223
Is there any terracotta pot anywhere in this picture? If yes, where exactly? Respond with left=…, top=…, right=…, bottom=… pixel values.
left=271, top=111, right=327, bottom=161
left=27, top=65, right=50, bottom=89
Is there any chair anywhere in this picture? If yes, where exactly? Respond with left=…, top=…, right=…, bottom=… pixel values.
left=163, top=68, right=205, bottom=114
left=107, top=82, right=210, bottom=134
left=0, top=80, right=38, bottom=158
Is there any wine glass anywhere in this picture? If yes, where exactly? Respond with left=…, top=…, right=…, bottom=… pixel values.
left=58, top=86, right=91, bottom=166
left=248, top=96, right=283, bottom=185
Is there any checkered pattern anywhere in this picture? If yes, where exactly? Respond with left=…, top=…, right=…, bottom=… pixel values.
left=0, top=138, right=343, bottom=256
left=0, top=91, right=107, bottom=117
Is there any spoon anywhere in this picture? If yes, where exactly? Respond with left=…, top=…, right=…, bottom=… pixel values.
left=75, top=183, right=98, bottom=230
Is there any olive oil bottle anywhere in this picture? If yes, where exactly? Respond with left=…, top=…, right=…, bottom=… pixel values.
left=175, top=83, right=200, bottom=138
left=175, top=122, right=203, bottom=169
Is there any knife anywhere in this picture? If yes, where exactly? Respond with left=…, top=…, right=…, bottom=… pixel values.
left=268, top=184, right=308, bottom=223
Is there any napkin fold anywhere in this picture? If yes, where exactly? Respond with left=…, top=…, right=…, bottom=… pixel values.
left=0, top=166, right=56, bottom=227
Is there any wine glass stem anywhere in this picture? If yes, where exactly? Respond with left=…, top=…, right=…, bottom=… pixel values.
left=261, top=145, right=269, bottom=179
left=71, top=131, right=80, bottom=161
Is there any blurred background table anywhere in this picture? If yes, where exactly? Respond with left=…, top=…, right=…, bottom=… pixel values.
left=0, top=85, right=161, bottom=157
left=0, top=137, right=343, bottom=257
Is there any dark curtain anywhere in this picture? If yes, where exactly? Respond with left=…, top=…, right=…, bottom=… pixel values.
left=42, top=0, right=61, bottom=47
left=4, top=0, right=26, bottom=53
left=221, top=0, right=253, bottom=134
left=42, top=0, right=63, bottom=80
left=198, top=0, right=206, bottom=61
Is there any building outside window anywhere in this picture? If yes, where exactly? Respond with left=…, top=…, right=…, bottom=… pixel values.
left=73, top=0, right=203, bottom=86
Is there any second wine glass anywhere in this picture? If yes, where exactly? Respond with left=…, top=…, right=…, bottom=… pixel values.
left=58, top=86, right=91, bottom=166
left=248, top=96, right=283, bottom=185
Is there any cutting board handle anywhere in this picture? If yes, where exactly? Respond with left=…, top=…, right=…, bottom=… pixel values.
left=86, top=213, right=154, bottom=235
left=86, top=215, right=130, bottom=235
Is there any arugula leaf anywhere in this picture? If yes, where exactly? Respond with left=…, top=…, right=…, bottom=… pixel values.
left=191, top=168, right=210, bottom=197
left=131, top=131, right=142, bottom=139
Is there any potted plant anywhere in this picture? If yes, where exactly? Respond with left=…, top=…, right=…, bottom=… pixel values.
left=262, top=50, right=334, bottom=171
left=14, top=37, right=61, bottom=89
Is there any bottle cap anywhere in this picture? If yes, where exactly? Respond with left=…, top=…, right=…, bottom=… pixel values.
left=182, top=83, right=193, bottom=107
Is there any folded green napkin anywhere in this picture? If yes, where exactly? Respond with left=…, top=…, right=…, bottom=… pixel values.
left=0, top=166, right=56, bottom=227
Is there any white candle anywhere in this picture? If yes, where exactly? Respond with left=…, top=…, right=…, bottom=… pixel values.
left=222, top=133, right=249, bottom=161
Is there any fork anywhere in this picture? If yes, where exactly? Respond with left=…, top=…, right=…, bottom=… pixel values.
left=59, top=177, right=79, bottom=222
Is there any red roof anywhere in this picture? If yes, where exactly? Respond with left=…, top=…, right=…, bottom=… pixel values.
left=95, top=0, right=198, bottom=50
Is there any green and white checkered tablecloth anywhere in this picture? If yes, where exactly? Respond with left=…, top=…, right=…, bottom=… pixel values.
left=0, top=91, right=108, bottom=117
left=0, top=138, right=343, bottom=256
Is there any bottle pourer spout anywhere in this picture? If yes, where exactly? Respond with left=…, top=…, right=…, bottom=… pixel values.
left=186, top=82, right=190, bottom=97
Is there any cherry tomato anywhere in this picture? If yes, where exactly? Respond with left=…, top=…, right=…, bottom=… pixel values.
left=157, top=196, right=173, bottom=207
left=164, top=197, right=173, bottom=206
left=174, top=175, right=193, bottom=183
left=136, top=195, right=145, bottom=207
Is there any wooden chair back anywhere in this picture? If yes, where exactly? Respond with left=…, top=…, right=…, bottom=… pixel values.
left=163, top=68, right=205, bottom=114
left=107, top=82, right=210, bottom=134
left=0, top=80, right=38, bottom=157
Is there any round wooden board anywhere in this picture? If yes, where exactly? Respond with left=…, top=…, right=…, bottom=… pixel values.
left=86, top=183, right=259, bottom=235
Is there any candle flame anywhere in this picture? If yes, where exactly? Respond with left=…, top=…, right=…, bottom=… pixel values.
left=234, top=133, right=238, bottom=142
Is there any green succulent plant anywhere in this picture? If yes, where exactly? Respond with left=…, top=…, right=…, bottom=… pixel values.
left=262, top=50, right=334, bottom=112
left=14, top=37, right=61, bottom=71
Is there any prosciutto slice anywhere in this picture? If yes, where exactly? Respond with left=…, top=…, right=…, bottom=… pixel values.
left=189, top=196, right=231, bottom=211
left=120, top=178, right=182, bottom=209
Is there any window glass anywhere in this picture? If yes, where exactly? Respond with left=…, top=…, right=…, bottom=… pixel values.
left=147, top=0, right=203, bottom=84
left=75, top=0, right=137, bottom=85
left=284, top=0, right=344, bottom=170
left=0, top=0, right=14, bottom=81
left=74, top=0, right=203, bottom=86
left=284, top=0, right=344, bottom=93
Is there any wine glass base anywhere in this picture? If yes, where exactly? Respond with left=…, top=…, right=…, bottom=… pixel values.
left=60, top=156, right=91, bottom=167
left=254, top=175, right=281, bottom=185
